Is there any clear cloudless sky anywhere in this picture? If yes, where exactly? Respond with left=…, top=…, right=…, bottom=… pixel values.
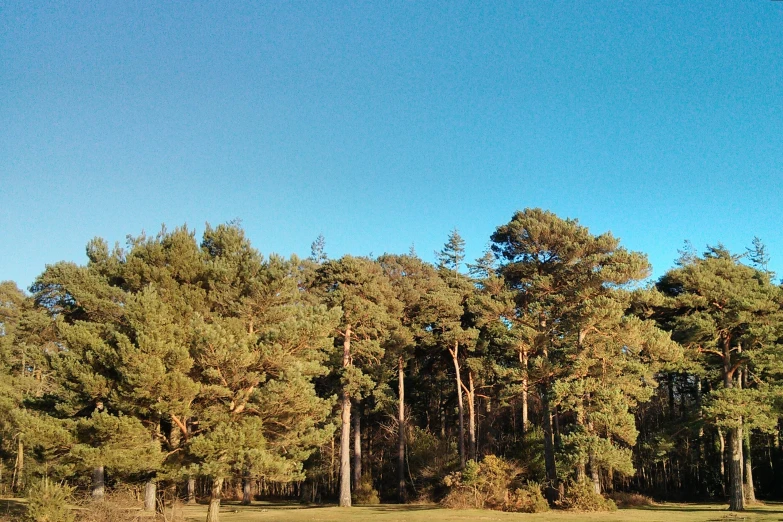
left=1, top=1, right=782, bottom=289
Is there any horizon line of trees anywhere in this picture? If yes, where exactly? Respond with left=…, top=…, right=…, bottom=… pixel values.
left=2, top=208, right=783, bottom=521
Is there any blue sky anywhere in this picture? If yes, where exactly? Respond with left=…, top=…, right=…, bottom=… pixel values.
left=2, top=1, right=782, bottom=289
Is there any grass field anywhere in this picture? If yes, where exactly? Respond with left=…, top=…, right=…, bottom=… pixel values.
left=3, top=499, right=783, bottom=522
left=173, top=501, right=783, bottom=522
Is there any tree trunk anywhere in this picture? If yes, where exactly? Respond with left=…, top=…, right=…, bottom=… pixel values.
left=187, top=476, right=197, bottom=504
left=739, top=366, right=755, bottom=503
left=12, top=438, right=23, bottom=493
left=520, top=349, right=528, bottom=433
left=718, top=428, right=726, bottom=493
left=144, top=480, right=156, bottom=512
left=206, top=477, right=223, bottom=522
left=439, top=388, right=446, bottom=439
left=467, top=371, right=476, bottom=462
left=590, top=454, right=601, bottom=494
left=723, top=334, right=744, bottom=511
left=242, top=473, right=252, bottom=505
left=575, top=410, right=585, bottom=483
left=353, top=401, right=361, bottom=489
left=91, top=466, right=105, bottom=501
left=541, top=385, right=560, bottom=503
left=744, top=431, right=755, bottom=503
left=450, top=341, right=466, bottom=469
left=728, top=429, right=745, bottom=510
left=398, top=355, right=406, bottom=503
left=169, top=418, right=182, bottom=451
left=339, top=325, right=353, bottom=507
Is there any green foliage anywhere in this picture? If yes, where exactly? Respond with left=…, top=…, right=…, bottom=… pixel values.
left=442, top=455, right=523, bottom=510
left=507, top=482, right=550, bottom=513
left=556, top=480, right=617, bottom=512
left=703, top=386, right=778, bottom=432
left=514, top=427, right=546, bottom=482
left=353, top=474, right=380, bottom=504
left=6, top=213, right=783, bottom=510
left=71, top=412, right=162, bottom=476
left=25, top=478, right=75, bottom=522
left=406, top=427, right=459, bottom=488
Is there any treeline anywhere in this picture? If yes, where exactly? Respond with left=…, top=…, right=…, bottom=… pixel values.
left=1, top=209, right=782, bottom=520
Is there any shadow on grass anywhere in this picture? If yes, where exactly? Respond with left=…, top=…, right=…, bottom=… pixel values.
left=631, top=501, right=783, bottom=515
left=218, top=500, right=438, bottom=512
left=0, top=499, right=26, bottom=518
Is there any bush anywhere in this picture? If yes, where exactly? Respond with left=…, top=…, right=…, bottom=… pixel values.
left=77, top=502, right=137, bottom=522
left=442, top=455, right=524, bottom=510
left=25, top=479, right=75, bottom=522
left=407, top=427, right=460, bottom=500
left=556, top=480, right=617, bottom=512
left=353, top=474, right=380, bottom=505
left=608, top=491, right=656, bottom=508
left=506, top=482, right=550, bottom=513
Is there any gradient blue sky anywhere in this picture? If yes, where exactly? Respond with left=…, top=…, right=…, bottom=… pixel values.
left=2, top=2, right=782, bottom=289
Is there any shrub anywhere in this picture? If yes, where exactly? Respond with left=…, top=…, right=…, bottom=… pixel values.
left=608, top=491, right=656, bottom=508
left=407, top=427, right=460, bottom=500
left=353, top=474, right=380, bottom=505
left=25, top=479, right=75, bottom=522
left=506, top=481, right=550, bottom=513
left=441, top=455, right=524, bottom=510
left=557, top=480, right=617, bottom=512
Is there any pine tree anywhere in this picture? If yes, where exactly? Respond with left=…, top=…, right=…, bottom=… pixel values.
left=656, top=246, right=783, bottom=510
left=377, top=253, right=441, bottom=502
left=436, top=229, right=466, bottom=273
left=314, top=256, right=402, bottom=507
left=490, top=208, right=678, bottom=502
left=191, top=225, right=338, bottom=521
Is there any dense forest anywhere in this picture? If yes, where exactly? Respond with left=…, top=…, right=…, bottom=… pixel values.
left=2, top=208, right=782, bottom=521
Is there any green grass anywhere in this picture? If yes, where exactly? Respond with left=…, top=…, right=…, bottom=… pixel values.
left=176, top=501, right=783, bottom=522
left=4, top=498, right=783, bottom=522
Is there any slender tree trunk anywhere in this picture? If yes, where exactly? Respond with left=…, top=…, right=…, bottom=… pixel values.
left=144, top=480, right=157, bottom=512
left=339, top=325, right=353, bottom=507
left=575, top=410, right=586, bottom=483
left=519, top=349, right=529, bottom=433
left=91, top=466, right=105, bottom=501
left=450, top=342, right=466, bottom=469
left=187, top=477, right=197, bottom=504
left=744, top=431, right=755, bottom=503
left=719, top=428, right=726, bottom=493
left=353, top=401, right=361, bottom=489
left=205, top=477, right=224, bottom=522
left=398, top=356, right=406, bottom=503
left=12, top=438, right=23, bottom=493
left=439, top=388, right=446, bottom=439
left=590, top=453, right=601, bottom=494
left=696, top=378, right=705, bottom=488
left=541, top=385, right=560, bottom=503
left=467, top=371, right=476, bottom=462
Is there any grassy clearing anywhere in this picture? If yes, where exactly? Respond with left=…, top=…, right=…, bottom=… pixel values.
left=176, top=501, right=783, bottom=522
left=3, top=499, right=783, bottom=521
